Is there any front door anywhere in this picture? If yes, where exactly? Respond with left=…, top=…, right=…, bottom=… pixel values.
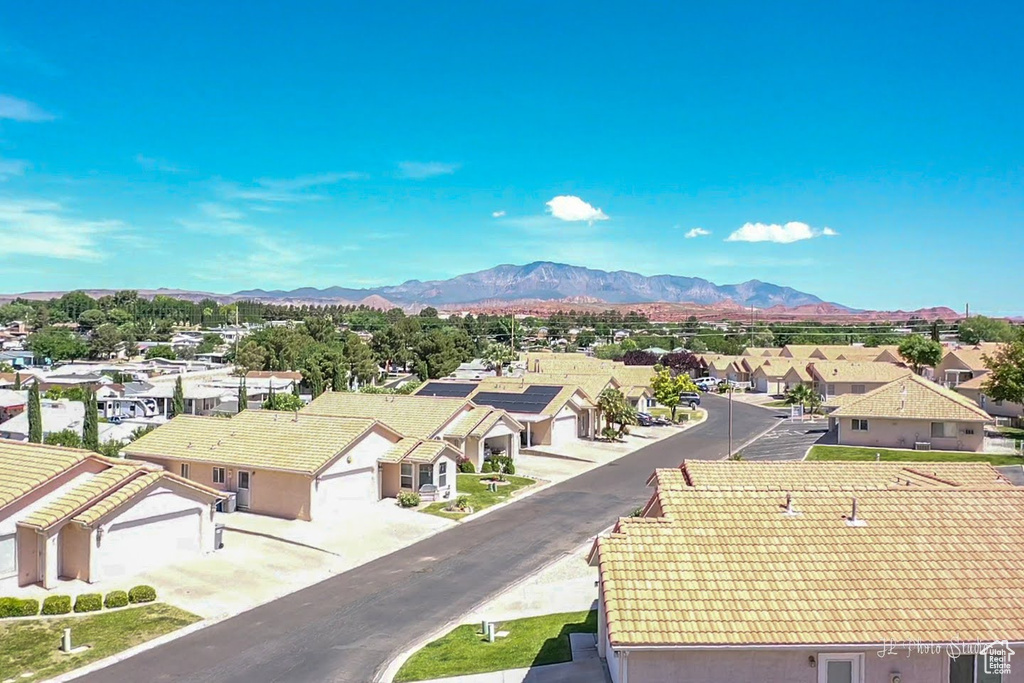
left=236, top=471, right=251, bottom=509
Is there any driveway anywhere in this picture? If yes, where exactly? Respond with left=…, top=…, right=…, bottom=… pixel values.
left=74, top=395, right=778, bottom=683
left=736, top=418, right=834, bottom=461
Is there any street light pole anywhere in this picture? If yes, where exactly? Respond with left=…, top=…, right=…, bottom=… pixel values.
left=728, top=386, right=733, bottom=459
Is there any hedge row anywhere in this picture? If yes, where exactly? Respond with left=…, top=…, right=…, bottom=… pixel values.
left=0, top=585, right=156, bottom=619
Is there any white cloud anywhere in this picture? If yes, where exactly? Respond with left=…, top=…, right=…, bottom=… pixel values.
left=545, top=195, right=609, bottom=223
left=685, top=227, right=711, bottom=239
left=0, top=94, right=54, bottom=122
left=725, top=221, right=837, bottom=244
left=0, top=158, right=29, bottom=179
left=492, top=210, right=506, bottom=218
left=396, top=161, right=460, bottom=179
left=0, top=199, right=125, bottom=260
left=220, top=171, right=364, bottom=203
left=198, top=202, right=244, bottom=220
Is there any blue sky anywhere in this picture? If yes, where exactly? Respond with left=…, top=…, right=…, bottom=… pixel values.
left=0, top=2, right=1022, bottom=313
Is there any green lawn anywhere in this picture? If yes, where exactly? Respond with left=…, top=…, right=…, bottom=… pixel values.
left=0, top=603, right=200, bottom=682
left=423, top=473, right=535, bottom=520
left=648, top=407, right=700, bottom=422
left=764, top=400, right=790, bottom=408
left=998, top=426, right=1024, bottom=441
left=394, top=610, right=597, bottom=682
left=807, top=445, right=1024, bottom=466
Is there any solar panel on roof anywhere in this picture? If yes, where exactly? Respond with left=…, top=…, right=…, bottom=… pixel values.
left=471, top=385, right=563, bottom=414
left=418, top=382, right=476, bottom=398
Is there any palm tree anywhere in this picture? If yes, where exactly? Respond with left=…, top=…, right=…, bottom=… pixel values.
left=784, top=384, right=822, bottom=414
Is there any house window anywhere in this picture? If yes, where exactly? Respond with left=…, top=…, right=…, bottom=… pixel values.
left=826, top=383, right=836, bottom=396
left=180, top=463, right=190, bottom=479
left=418, top=464, right=433, bottom=487
left=400, top=463, right=413, bottom=489
left=965, top=428, right=975, bottom=435
left=212, top=467, right=225, bottom=484
left=931, top=422, right=956, bottom=438
left=817, top=653, right=864, bottom=683
left=438, top=461, right=447, bottom=488
left=851, top=419, right=868, bottom=431
left=949, top=653, right=1003, bottom=682
left=851, top=384, right=866, bottom=394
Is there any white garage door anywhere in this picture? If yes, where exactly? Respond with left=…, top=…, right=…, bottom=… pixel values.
left=551, top=416, right=578, bottom=445
left=99, top=509, right=202, bottom=579
left=317, top=466, right=376, bottom=509
left=0, top=533, right=15, bottom=579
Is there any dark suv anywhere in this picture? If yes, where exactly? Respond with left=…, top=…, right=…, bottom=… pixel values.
left=680, top=392, right=701, bottom=409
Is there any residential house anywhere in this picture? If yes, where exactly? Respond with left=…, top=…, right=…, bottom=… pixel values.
left=125, top=410, right=459, bottom=519
left=780, top=363, right=813, bottom=392
left=244, top=370, right=303, bottom=394
left=1, top=441, right=221, bottom=589
left=750, top=359, right=806, bottom=395
left=0, top=390, right=26, bottom=423
left=703, top=355, right=748, bottom=384
left=0, top=399, right=149, bottom=444
left=934, top=343, right=1004, bottom=387
left=955, top=373, right=1024, bottom=422
left=415, top=380, right=596, bottom=448
left=806, top=361, right=912, bottom=399
left=0, top=372, right=37, bottom=389
left=590, top=460, right=1024, bottom=683
left=124, top=381, right=230, bottom=417
left=779, top=344, right=823, bottom=359
left=828, top=373, right=991, bottom=451
left=741, top=347, right=783, bottom=357
left=302, top=392, right=521, bottom=471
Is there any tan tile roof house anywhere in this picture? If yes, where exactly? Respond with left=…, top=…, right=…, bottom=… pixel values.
left=806, top=360, right=913, bottom=398
left=955, top=373, right=1024, bottom=420
left=936, top=343, right=1004, bottom=387
left=0, top=440, right=222, bottom=589
left=828, top=374, right=992, bottom=452
left=303, top=392, right=522, bottom=471
left=589, top=461, right=1024, bottom=683
left=125, top=409, right=461, bottom=519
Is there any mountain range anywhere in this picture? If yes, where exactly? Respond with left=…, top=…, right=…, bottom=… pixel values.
left=233, top=262, right=842, bottom=309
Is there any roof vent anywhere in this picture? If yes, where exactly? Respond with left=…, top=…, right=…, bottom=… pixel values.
left=845, top=497, right=867, bottom=527
left=782, top=493, right=801, bottom=516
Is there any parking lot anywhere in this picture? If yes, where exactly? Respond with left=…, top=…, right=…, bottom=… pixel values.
left=738, top=418, right=835, bottom=461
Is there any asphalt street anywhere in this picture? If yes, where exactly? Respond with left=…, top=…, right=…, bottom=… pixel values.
left=76, top=394, right=779, bottom=683
left=738, top=417, right=834, bottom=461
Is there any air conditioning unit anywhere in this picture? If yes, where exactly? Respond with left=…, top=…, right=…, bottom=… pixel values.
left=914, top=441, right=931, bottom=451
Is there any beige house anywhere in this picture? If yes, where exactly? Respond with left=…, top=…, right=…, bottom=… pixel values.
left=590, top=461, right=1024, bottom=683
left=780, top=363, right=813, bottom=392
left=955, top=373, right=1024, bottom=421
left=125, top=410, right=461, bottom=520
left=302, top=392, right=522, bottom=471
left=935, top=343, right=1003, bottom=387
left=806, top=361, right=912, bottom=399
left=750, top=359, right=805, bottom=394
left=741, top=347, right=782, bottom=357
left=1, top=441, right=222, bottom=589
left=828, top=374, right=991, bottom=451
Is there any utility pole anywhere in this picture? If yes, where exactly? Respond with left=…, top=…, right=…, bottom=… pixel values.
left=750, top=306, right=755, bottom=347
left=727, top=387, right=734, bottom=459
left=965, top=303, right=970, bottom=319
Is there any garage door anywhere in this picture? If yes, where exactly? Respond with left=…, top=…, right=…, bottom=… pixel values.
left=551, top=416, right=578, bottom=445
left=317, top=467, right=376, bottom=509
left=99, top=509, right=202, bottom=579
left=0, top=533, right=15, bottom=579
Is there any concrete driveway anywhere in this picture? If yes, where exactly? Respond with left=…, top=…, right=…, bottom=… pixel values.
left=738, top=418, right=834, bottom=461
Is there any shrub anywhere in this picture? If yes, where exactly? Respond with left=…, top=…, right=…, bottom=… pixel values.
left=504, top=461, right=516, bottom=475
left=481, top=461, right=494, bottom=474
left=0, top=597, right=40, bottom=618
left=601, top=426, right=619, bottom=441
left=104, top=590, right=129, bottom=609
left=74, top=593, right=103, bottom=613
left=396, top=492, right=421, bottom=508
left=128, top=585, right=157, bottom=604
left=458, top=460, right=475, bottom=473
left=677, top=413, right=690, bottom=422
left=41, top=595, right=72, bottom=615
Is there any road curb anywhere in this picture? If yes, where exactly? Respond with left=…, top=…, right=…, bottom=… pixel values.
left=374, top=533, right=612, bottom=683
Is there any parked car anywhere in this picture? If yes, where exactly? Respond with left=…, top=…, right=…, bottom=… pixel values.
left=636, top=412, right=654, bottom=427
left=694, top=378, right=718, bottom=392
left=680, top=392, right=701, bottom=409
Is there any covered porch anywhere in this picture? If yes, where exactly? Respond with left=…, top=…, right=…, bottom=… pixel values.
left=378, top=439, right=460, bottom=503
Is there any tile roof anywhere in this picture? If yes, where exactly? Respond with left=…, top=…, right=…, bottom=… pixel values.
left=742, top=347, right=782, bottom=357
left=941, top=344, right=1004, bottom=372
left=781, top=344, right=821, bottom=358
left=831, top=373, right=992, bottom=422
left=660, top=460, right=1011, bottom=491
left=379, top=437, right=457, bottom=464
left=752, top=358, right=806, bottom=379
left=301, top=392, right=469, bottom=439
left=782, top=364, right=812, bottom=382
left=0, top=440, right=95, bottom=509
left=807, top=361, right=912, bottom=384
left=445, top=408, right=521, bottom=439
left=124, top=411, right=383, bottom=474
left=594, top=487, right=1024, bottom=646
left=503, top=373, right=619, bottom=401
left=19, top=465, right=142, bottom=530
left=474, top=379, right=593, bottom=416
left=953, top=374, right=990, bottom=391
left=72, top=472, right=221, bottom=527
left=245, top=370, right=303, bottom=380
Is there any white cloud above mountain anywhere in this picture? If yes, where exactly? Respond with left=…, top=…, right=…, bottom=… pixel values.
left=545, top=195, right=609, bottom=223
left=685, top=227, right=711, bottom=238
left=726, top=221, right=837, bottom=243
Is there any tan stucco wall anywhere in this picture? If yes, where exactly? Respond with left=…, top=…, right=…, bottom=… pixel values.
left=59, top=524, right=92, bottom=581
left=837, top=417, right=986, bottom=452
left=814, top=380, right=889, bottom=397
left=958, top=386, right=1024, bottom=420
left=380, top=462, right=402, bottom=498
left=15, top=528, right=38, bottom=587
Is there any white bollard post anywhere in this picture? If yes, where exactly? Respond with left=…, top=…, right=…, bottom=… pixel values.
left=481, top=620, right=488, bottom=635
left=62, top=628, right=72, bottom=653
left=487, top=622, right=496, bottom=643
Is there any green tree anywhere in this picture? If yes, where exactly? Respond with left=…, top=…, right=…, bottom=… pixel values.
left=981, top=340, right=1024, bottom=405
left=171, top=376, right=186, bottom=417
left=418, top=307, right=439, bottom=318
left=897, top=334, right=943, bottom=374
left=44, top=429, right=83, bottom=449
left=196, top=333, right=224, bottom=354
left=303, top=316, right=337, bottom=345
left=482, top=342, right=515, bottom=377
left=594, top=344, right=624, bottom=360
left=99, top=440, right=125, bottom=459
left=343, top=334, right=378, bottom=389
left=13, top=372, right=21, bottom=390
left=958, top=315, right=1017, bottom=345
left=596, top=388, right=637, bottom=440
left=575, top=330, right=597, bottom=348
left=234, top=340, right=269, bottom=372
left=620, top=338, right=639, bottom=352
left=27, top=382, right=42, bottom=443
left=27, top=327, right=89, bottom=362
left=77, top=309, right=106, bottom=331
left=90, top=323, right=122, bottom=359
left=306, top=363, right=326, bottom=398
left=263, top=392, right=303, bottom=411
left=784, top=384, right=822, bottom=415
left=237, top=378, right=247, bottom=413
left=145, top=344, right=177, bottom=360
left=82, top=390, right=100, bottom=452
left=412, top=329, right=467, bottom=380
left=650, top=365, right=699, bottom=421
